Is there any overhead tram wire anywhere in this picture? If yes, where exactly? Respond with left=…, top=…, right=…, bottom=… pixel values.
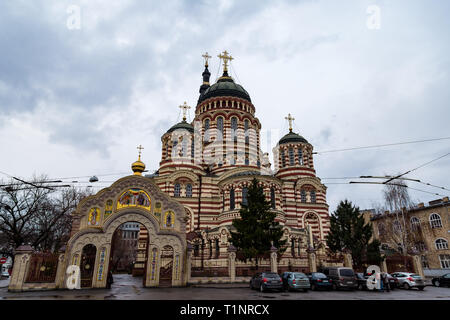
left=313, top=137, right=450, bottom=154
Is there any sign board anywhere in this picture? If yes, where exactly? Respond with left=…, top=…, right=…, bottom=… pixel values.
left=0, top=257, right=7, bottom=264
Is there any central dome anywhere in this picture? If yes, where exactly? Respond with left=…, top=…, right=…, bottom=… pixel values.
left=197, top=76, right=251, bottom=105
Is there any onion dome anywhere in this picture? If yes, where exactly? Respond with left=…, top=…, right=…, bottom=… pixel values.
left=132, top=145, right=146, bottom=175
left=279, top=131, right=308, bottom=145
left=166, top=120, right=194, bottom=134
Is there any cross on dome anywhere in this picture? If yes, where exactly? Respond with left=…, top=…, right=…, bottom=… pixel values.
left=179, top=101, right=191, bottom=121
left=285, top=113, right=295, bottom=132
left=137, top=144, right=144, bottom=160
left=218, top=50, right=233, bottom=72
left=202, top=52, right=211, bottom=67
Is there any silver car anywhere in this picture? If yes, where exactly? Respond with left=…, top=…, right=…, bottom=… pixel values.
left=391, top=272, right=425, bottom=290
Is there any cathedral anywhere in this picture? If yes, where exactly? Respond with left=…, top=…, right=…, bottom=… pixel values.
left=133, top=51, right=332, bottom=278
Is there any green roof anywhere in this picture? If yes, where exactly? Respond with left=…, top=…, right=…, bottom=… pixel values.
left=197, top=77, right=251, bottom=104
left=279, top=131, right=308, bottom=145
left=166, top=121, right=194, bottom=134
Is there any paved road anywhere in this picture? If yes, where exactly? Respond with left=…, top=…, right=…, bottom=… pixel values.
left=1, top=274, right=449, bottom=300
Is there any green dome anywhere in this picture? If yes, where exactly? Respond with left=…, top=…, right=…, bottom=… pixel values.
left=166, top=120, right=194, bottom=134
left=279, top=131, right=308, bottom=145
left=197, top=77, right=251, bottom=104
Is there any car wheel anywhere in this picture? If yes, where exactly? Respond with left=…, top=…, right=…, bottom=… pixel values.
left=403, top=283, right=410, bottom=290
left=358, top=283, right=363, bottom=290
left=418, top=286, right=425, bottom=291
left=332, top=283, right=338, bottom=291
left=303, top=289, right=308, bottom=292
left=311, top=284, right=316, bottom=291
left=433, top=280, right=440, bottom=287
left=260, top=284, right=265, bottom=293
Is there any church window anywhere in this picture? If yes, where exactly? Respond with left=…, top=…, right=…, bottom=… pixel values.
left=194, top=244, right=199, bottom=257
left=270, top=187, right=276, bottom=209
left=430, top=213, right=442, bottom=228
left=181, top=139, right=187, bottom=157
left=230, top=189, right=235, bottom=210
left=172, top=140, right=178, bottom=158
left=231, top=117, right=238, bottom=141
left=410, top=217, right=420, bottom=231
left=204, top=119, right=210, bottom=141
left=186, top=184, right=192, bottom=197
left=298, top=239, right=301, bottom=256
left=289, top=147, right=295, bottom=166
left=281, top=149, right=286, bottom=167
left=174, top=183, right=181, bottom=197
left=245, top=157, right=249, bottom=165
left=310, top=190, right=316, bottom=203
left=215, top=239, right=220, bottom=258
left=217, top=117, right=224, bottom=141
left=242, top=187, right=248, bottom=206
left=209, top=239, right=212, bottom=258
left=300, top=190, right=306, bottom=203
left=191, top=140, right=195, bottom=158
left=435, top=238, right=448, bottom=250
left=291, top=239, right=295, bottom=256
left=298, top=148, right=303, bottom=165
left=244, top=119, right=249, bottom=144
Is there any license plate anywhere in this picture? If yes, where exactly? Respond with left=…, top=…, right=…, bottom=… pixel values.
left=271, top=281, right=278, bottom=284
left=323, top=280, right=328, bottom=282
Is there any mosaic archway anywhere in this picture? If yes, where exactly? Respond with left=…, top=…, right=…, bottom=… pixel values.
left=62, top=175, right=187, bottom=289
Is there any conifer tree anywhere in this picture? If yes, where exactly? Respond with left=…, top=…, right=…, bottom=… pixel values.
left=326, top=199, right=383, bottom=268
left=230, top=178, right=286, bottom=268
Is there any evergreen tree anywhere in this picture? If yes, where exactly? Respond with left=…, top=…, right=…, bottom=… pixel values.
left=326, top=200, right=383, bottom=268
left=230, top=178, right=286, bottom=268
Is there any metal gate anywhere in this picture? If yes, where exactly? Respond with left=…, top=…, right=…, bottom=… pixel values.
left=80, top=244, right=97, bottom=288
left=159, top=245, right=173, bottom=287
left=25, top=253, right=59, bottom=283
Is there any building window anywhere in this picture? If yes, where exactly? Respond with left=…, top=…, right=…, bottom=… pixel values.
left=291, top=238, right=295, bottom=256
left=174, top=183, right=181, bottom=197
left=230, top=189, right=235, bottom=210
left=410, top=217, right=420, bottom=231
left=186, top=184, right=192, bottom=197
left=242, top=187, right=248, bottom=206
left=208, top=239, right=212, bottom=258
left=217, top=117, right=224, bottom=141
left=181, top=138, right=187, bottom=157
left=231, top=117, right=238, bottom=142
left=244, top=119, right=249, bottom=144
left=430, top=213, right=443, bottom=228
left=172, top=140, right=178, bottom=158
left=393, top=220, right=402, bottom=233
left=191, top=140, right=195, bottom=158
left=298, top=239, right=301, bottom=256
left=439, top=255, right=450, bottom=269
left=300, top=190, right=306, bottom=203
left=298, top=148, right=303, bottom=165
left=215, top=239, right=220, bottom=258
left=288, top=147, right=295, bottom=166
left=204, top=119, right=210, bottom=141
left=310, top=190, right=316, bottom=203
left=281, top=149, right=286, bottom=167
left=194, top=244, right=199, bottom=257
left=435, top=238, right=449, bottom=250
left=416, top=241, right=427, bottom=252
left=245, top=157, right=249, bottom=165
left=270, top=187, right=276, bottom=209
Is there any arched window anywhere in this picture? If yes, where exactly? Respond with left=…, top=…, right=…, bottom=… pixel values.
left=231, top=117, right=238, bottom=141
left=244, top=119, right=249, bottom=144
left=215, top=238, right=220, bottom=258
left=172, top=140, right=178, bottom=158
left=410, top=217, right=420, bottom=231
left=310, top=190, right=316, bottom=203
left=298, top=148, right=303, bottom=165
left=174, top=183, right=181, bottom=197
left=300, top=190, right=306, bottom=203
left=281, top=149, right=286, bottom=167
left=186, top=184, right=192, bottom=197
left=435, top=238, right=449, bottom=250
left=291, top=238, right=295, bottom=256
left=245, top=157, right=249, bottom=165
left=181, top=138, right=187, bottom=157
left=288, top=147, right=295, bottom=166
left=439, top=255, right=450, bottom=269
left=191, top=140, right=195, bottom=158
left=217, top=117, right=224, bottom=141
left=242, top=187, right=248, bottom=206
left=270, top=187, right=276, bottom=209
left=430, top=213, right=442, bottom=228
left=208, top=239, right=212, bottom=258
left=230, top=189, right=235, bottom=210
left=297, top=239, right=301, bottom=256
left=204, top=119, right=210, bottom=141
left=393, top=220, right=402, bottom=233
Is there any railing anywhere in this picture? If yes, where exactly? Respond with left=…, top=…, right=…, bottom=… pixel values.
left=25, top=253, right=59, bottom=283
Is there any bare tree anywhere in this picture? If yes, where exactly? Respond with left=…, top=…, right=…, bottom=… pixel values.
left=0, top=176, right=91, bottom=259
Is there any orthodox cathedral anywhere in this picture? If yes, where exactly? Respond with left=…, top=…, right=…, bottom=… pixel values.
left=133, top=51, right=332, bottom=276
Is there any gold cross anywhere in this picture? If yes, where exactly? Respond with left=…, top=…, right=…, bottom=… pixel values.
left=179, top=101, right=191, bottom=121
left=137, top=144, right=144, bottom=160
left=285, top=113, right=295, bottom=132
left=218, top=50, right=233, bottom=72
left=202, top=52, right=211, bottom=67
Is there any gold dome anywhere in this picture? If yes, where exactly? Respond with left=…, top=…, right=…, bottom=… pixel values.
left=132, top=157, right=145, bottom=175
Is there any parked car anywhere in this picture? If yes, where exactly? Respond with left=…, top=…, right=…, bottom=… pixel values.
left=281, top=272, right=310, bottom=292
left=356, top=273, right=368, bottom=290
left=307, top=272, right=333, bottom=291
left=250, top=272, right=283, bottom=292
left=321, top=267, right=357, bottom=290
left=391, top=272, right=425, bottom=290
left=431, top=273, right=450, bottom=287
left=386, top=273, right=398, bottom=290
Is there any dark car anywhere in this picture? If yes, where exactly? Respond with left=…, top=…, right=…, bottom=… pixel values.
left=307, top=272, right=333, bottom=291
left=432, top=273, right=450, bottom=287
left=322, top=267, right=358, bottom=290
left=250, top=272, right=283, bottom=292
left=356, top=273, right=368, bottom=290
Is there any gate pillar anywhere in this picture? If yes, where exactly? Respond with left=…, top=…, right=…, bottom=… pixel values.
left=270, top=245, right=278, bottom=273
left=8, top=245, right=33, bottom=292
left=228, top=245, right=237, bottom=282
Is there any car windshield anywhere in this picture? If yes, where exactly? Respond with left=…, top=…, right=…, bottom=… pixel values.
left=293, top=273, right=306, bottom=279
left=313, top=273, right=327, bottom=278
left=411, top=274, right=422, bottom=278
left=264, top=273, right=279, bottom=278
left=339, top=269, right=354, bottom=277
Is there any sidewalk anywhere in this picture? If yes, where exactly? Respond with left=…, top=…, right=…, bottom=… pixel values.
left=190, top=282, right=249, bottom=289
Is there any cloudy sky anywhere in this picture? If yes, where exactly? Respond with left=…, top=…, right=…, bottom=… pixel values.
left=0, top=0, right=449, bottom=212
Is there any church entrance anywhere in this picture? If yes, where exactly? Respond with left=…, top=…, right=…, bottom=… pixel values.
left=159, top=245, right=174, bottom=287
left=80, top=244, right=97, bottom=288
